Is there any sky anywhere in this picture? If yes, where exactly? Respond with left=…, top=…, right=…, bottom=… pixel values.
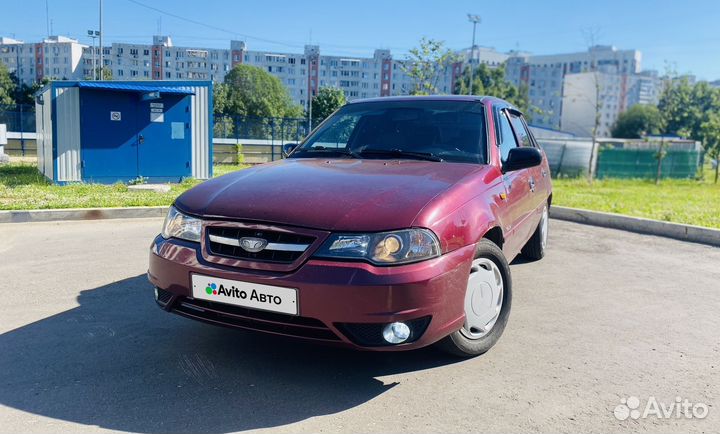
left=2, top=0, right=719, bottom=80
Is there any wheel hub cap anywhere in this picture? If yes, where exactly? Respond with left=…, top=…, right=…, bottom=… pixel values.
left=462, top=257, right=504, bottom=339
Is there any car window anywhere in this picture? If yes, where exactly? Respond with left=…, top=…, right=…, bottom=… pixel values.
left=497, top=110, right=518, bottom=162
left=296, top=100, right=487, bottom=164
left=509, top=112, right=533, bottom=148
left=307, top=115, right=358, bottom=149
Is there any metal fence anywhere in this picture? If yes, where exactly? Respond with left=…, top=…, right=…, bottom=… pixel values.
left=0, top=106, right=704, bottom=179
left=0, top=105, right=35, bottom=134
left=537, top=137, right=704, bottom=179
left=214, top=115, right=309, bottom=142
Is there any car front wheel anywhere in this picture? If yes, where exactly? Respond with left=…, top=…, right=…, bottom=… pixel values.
left=437, top=239, right=512, bottom=357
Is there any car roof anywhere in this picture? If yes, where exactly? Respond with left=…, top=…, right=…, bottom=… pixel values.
left=346, top=94, right=517, bottom=111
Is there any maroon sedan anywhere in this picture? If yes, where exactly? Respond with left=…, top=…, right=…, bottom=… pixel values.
left=148, top=96, right=551, bottom=356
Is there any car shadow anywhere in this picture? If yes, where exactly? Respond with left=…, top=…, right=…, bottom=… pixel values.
left=510, top=256, right=535, bottom=266
left=0, top=275, right=463, bottom=433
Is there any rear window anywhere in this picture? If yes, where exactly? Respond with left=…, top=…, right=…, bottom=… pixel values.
left=295, top=100, right=487, bottom=164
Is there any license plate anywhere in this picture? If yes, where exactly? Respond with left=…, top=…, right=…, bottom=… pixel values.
left=191, top=274, right=298, bottom=315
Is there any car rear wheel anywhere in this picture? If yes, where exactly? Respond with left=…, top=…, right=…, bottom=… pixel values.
left=437, top=239, right=512, bottom=357
left=521, top=203, right=549, bottom=261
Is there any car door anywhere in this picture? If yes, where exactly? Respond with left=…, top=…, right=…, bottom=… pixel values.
left=508, top=110, right=547, bottom=226
left=496, top=108, right=535, bottom=256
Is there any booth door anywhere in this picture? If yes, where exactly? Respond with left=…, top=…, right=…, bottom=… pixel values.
left=80, top=90, right=140, bottom=182
left=136, top=94, right=192, bottom=180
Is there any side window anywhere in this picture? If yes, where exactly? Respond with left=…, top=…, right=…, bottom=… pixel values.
left=498, top=110, right=518, bottom=162
left=509, top=112, right=532, bottom=147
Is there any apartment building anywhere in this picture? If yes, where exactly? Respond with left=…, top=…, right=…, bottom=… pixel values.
left=560, top=69, right=663, bottom=137
left=2, top=33, right=516, bottom=106
left=506, top=45, right=642, bottom=130
left=1, top=34, right=663, bottom=138
left=0, top=36, right=86, bottom=85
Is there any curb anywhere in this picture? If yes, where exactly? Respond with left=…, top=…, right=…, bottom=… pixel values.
left=550, top=206, right=720, bottom=247
left=2, top=205, right=719, bottom=248
left=0, top=206, right=169, bottom=224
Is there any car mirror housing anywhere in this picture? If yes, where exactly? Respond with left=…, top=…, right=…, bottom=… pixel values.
left=502, top=147, right=543, bottom=173
left=282, top=143, right=299, bottom=158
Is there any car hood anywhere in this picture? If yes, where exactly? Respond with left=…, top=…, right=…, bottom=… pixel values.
left=175, top=158, right=484, bottom=231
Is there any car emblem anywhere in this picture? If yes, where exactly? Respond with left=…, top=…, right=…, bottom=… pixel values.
left=239, top=237, right=268, bottom=253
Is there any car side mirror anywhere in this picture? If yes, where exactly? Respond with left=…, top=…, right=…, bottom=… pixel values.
left=502, top=147, right=542, bottom=173
left=282, top=143, right=299, bottom=158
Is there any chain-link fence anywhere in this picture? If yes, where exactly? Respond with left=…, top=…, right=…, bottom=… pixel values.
left=0, top=105, right=35, bottom=134
left=214, top=115, right=309, bottom=143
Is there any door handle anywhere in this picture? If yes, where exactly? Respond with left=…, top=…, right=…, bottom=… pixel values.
left=138, top=134, right=145, bottom=145
left=529, top=177, right=536, bottom=192
left=541, top=168, right=547, bottom=177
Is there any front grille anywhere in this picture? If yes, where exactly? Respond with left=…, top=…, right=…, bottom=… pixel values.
left=172, top=297, right=341, bottom=342
left=336, top=316, right=432, bottom=347
left=207, top=226, right=315, bottom=263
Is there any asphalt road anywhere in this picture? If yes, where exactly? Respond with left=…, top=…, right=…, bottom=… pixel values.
left=0, top=218, right=718, bottom=434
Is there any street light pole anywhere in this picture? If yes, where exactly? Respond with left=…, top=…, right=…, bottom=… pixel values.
left=98, top=0, right=103, bottom=80
left=467, top=14, right=481, bottom=95
left=15, top=47, right=24, bottom=155
left=87, top=30, right=99, bottom=80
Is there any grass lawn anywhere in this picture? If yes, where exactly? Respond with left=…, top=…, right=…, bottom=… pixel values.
left=552, top=177, right=720, bottom=229
left=3, top=160, right=720, bottom=229
left=0, top=162, right=247, bottom=210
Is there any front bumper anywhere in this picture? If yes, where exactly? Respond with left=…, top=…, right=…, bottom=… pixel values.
left=148, top=235, right=475, bottom=350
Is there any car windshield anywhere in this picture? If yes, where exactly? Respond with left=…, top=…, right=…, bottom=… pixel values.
left=292, top=100, right=487, bottom=164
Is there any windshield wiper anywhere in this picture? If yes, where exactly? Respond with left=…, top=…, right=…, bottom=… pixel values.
left=358, top=148, right=444, bottom=162
left=295, top=146, right=361, bottom=158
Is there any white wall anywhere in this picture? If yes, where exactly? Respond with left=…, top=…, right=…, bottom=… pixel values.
left=35, top=87, right=54, bottom=180
left=54, top=87, right=82, bottom=182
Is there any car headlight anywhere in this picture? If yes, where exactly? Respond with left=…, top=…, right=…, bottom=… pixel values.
left=314, top=229, right=441, bottom=265
left=161, top=206, right=202, bottom=242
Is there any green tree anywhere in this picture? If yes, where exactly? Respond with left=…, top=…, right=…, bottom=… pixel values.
left=311, top=87, right=346, bottom=124
left=401, top=38, right=458, bottom=95
left=213, top=82, right=229, bottom=115
left=0, top=63, right=15, bottom=105
left=658, top=75, right=720, bottom=182
left=212, top=83, right=233, bottom=137
left=221, top=64, right=302, bottom=118
left=453, top=63, right=530, bottom=114
left=657, top=76, right=698, bottom=138
left=11, top=77, right=49, bottom=106
left=700, top=111, right=720, bottom=183
left=610, top=104, right=663, bottom=138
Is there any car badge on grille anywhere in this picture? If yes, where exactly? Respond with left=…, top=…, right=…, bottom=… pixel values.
left=239, top=237, right=268, bottom=253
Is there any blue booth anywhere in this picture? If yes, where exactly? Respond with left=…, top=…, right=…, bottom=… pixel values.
left=35, top=80, right=213, bottom=184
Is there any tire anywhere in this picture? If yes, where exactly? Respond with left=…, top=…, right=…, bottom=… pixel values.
left=437, top=239, right=512, bottom=357
left=521, top=203, right=549, bottom=261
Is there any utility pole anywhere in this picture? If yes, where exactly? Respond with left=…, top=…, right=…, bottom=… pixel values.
left=15, top=48, right=24, bottom=155
left=308, top=92, right=313, bottom=132
left=88, top=30, right=99, bottom=80
left=467, top=14, right=481, bottom=95
left=45, top=0, right=50, bottom=37
left=99, top=0, right=104, bottom=80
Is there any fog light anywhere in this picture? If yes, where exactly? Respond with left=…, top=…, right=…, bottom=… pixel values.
left=382, top=321, right=411, bottom=344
